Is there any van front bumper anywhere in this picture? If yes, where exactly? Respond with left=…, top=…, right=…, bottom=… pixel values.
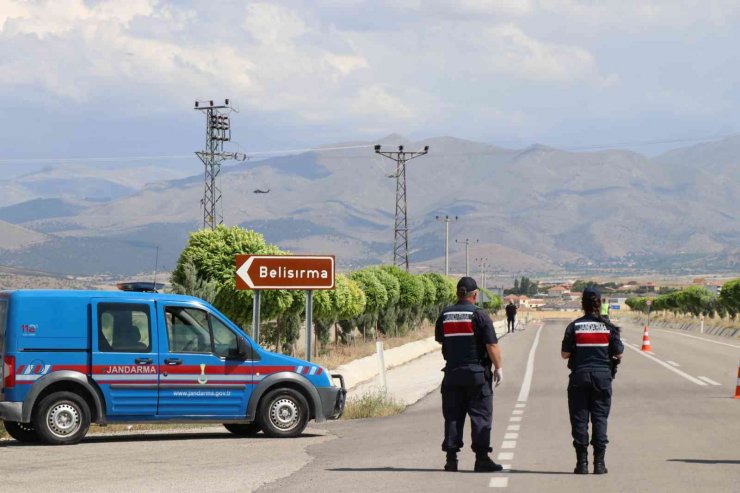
left=316, top=374, right=346, bottom=420
left=0, top=401, right=23, bottom=422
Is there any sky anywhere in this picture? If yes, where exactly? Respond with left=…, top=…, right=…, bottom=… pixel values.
left=0, top=0, right=739, bottom=172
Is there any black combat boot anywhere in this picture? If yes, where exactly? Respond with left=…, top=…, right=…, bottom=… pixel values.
left=474, top=452, right=504, bottom=472
left=593, top=449, right=608, bottom=474
left=574, top=445, right=589, bottom=475
left=444, top=451, right=458, bottom=472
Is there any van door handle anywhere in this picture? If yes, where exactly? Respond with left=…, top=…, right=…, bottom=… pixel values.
left=135, top=358, right=153, bottom=365
left=164, top=358, right=182, bottom=366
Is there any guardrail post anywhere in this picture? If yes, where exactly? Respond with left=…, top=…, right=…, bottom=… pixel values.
left=376, top=341, right=388, bottom=395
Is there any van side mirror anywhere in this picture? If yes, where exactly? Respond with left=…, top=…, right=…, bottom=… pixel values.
left=236, top=336, right=249, bottom=360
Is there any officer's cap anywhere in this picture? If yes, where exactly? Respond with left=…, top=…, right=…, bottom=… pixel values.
left=457, top=276, right=478, bottom=295
left=582, top=286, right=601, bottom=300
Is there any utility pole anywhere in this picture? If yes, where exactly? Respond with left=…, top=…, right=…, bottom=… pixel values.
left=456, top=238, right=478, bottom=277
left=194, top=99, right=246, bottom=230
left=435, top=215, right=458, bottom=276
left=475, top=257, right=488, bottom=288
left=375, top=144, right=430, bottom=271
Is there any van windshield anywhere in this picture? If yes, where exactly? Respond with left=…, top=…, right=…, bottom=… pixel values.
left=0, top=300, right=6, bottom=354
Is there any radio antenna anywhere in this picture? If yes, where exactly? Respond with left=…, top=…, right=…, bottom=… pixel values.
left=152, top=245, right=160, bottom=291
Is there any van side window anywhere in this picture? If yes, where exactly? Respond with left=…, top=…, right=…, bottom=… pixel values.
left=98, top=303, right=151, bottom=353
left=165, top=307, right=212, bottom=354
left=211, top=315, right=238, bottom=358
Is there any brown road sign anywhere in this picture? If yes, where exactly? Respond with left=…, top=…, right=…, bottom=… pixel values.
left=235, top=255, right=335, bottom=290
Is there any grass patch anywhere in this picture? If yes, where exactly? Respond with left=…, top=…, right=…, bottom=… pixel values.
left=341, top=390, right=406, bottom=420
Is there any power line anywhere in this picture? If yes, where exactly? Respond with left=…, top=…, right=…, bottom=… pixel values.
left=0, top=144, right=375, bottom=165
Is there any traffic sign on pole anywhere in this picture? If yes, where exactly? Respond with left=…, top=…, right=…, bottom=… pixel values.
left=235, top=255, right=335, bottom=290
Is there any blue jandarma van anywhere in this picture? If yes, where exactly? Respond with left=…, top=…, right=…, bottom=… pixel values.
left=0, top=289, right=345, bottom=445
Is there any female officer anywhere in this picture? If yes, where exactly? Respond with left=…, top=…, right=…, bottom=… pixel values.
left=561, top=287, right=623, bottom=474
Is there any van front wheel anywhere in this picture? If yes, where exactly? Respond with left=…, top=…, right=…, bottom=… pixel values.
left=33, top=391, right=91, bottom=445
left=3, top=421, right=39, bottom=442
left=258, top=388, right=309, bottom=438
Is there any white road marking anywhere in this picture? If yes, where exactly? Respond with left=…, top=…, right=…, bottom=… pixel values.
left=515, top=403, right=526, bottom=408
left=698, top=376, right=722, bottom=386
left=650, top=328, right=740, bottom=349
left=501, top=441, right=517, bottom=449
left=501, top=464, right=512, bottom=471
left=497, top=452, right=514, bottom=461
left=509, top=416, right=522, bottom=422
left=504, top=433, right=518, bottom=440
left=507, top=425, right=520, bottom=431
left=517, top=325, right=544, bottom=403
left=623, top=342, right=708, bottom=386
left=666, top=360, right=680, bottom=367
left=512, top=410, right=524, bottom=415
left=489, top=477, right=509, bottom=488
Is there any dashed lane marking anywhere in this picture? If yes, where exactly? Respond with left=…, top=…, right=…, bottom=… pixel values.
left=497, top=452, right=514, bottom=461
left=515, top=403, right=526, bottom=408
left=512, top=410, right=524, bottom=415
left=489, top=477, right=509, bottom=488
left=501, top=441, right=517, bottom=449
left=501, top=464, right=511, bottom=471
left=504, top=433, right=518, bottom=440
left=506, top=425, right=520, bottom=431
left=666, top=360, right=680, bottom=367
left=698, top=376, right=722, bottom=386
left=509, top=416, right=522, bottom=422
left=624, top=342, right=707, bottom=386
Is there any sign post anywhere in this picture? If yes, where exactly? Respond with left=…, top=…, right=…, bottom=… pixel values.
left=306, top=290, right=314, bottom=362
left=252, top=290, right=261, bottom=343
left=646, top=299, right=652, bottom=328
left=235, top=255, right=335, bottom=360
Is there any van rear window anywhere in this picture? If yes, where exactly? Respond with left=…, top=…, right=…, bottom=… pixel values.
left=0, top=300, right=7, bottom=354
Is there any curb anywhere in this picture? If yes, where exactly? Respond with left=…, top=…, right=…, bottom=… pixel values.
left=336, top=320, right=507, bottom=390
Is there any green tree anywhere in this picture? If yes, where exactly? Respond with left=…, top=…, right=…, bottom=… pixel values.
left=171, top=225, right=294, bottom=342
left=169, top=259, right=219, bottom=304
left=719, top=279, right=740, bottom=319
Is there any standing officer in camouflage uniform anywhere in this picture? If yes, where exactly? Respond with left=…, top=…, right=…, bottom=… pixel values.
left=561, top=287, right=623, bottom=474
left=435, top=277, right=504, bottom=473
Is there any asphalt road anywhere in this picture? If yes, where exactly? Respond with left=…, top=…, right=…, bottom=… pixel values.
left=2, top=318, right=738, bottom=492
left=261, top=318, right=739, bottom=493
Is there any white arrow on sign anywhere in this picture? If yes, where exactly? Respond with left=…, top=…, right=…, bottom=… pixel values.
left=236, top=256, right=257, bottom=289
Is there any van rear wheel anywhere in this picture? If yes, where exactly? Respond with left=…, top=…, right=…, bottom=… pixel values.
left=33, top=391, right=91, bottom=445
left=258, top=388, right=309, bottom=438
left=223, top=423, right=261, bottom=437
left=3, top=421, right=39, bottom=442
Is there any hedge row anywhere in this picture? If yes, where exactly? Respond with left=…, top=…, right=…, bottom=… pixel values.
left=625, top=279, right=740, bottom=319
left=171, top=226, right=502, bottom=353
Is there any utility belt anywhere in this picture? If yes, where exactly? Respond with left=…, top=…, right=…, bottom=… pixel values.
left=443, top=360, right=492, bottom=386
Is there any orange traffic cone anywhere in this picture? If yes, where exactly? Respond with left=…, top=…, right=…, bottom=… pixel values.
left=640, top=326, right=652, bottom=352
left=734, top=362, right=740, bottom=399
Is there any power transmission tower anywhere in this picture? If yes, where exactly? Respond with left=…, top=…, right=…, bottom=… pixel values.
left=194, top=99, right=246, bottom=230
left=375, top=144, right=429, bottom=271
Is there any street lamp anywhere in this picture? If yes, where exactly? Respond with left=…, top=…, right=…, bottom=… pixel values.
left=435, top=215, right=458, bottom=276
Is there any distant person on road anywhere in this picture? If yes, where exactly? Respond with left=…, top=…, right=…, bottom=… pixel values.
left=505, top=301, right=517, bottom=333
left=600, top=297, right=610, bottom=321
left=561, top=287, right=623, bottom=475
left=435, top=276, right=504, bottom=473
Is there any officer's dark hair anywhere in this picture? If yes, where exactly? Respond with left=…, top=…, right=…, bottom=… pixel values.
left=457, top=287, right=476, bottom=300
left=582, top=291, right=601, bottom=315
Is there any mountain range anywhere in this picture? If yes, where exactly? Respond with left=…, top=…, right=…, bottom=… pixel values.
left=0, top=134, right=738, bottom=277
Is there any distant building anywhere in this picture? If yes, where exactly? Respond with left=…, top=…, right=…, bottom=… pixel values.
left=504, top=295, right=529, bottom=307
left=522, top=298, right=546, bottom=309
left=547, top=285, right=570, bottom=298
left=705, top=281, right=723, bottom=295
